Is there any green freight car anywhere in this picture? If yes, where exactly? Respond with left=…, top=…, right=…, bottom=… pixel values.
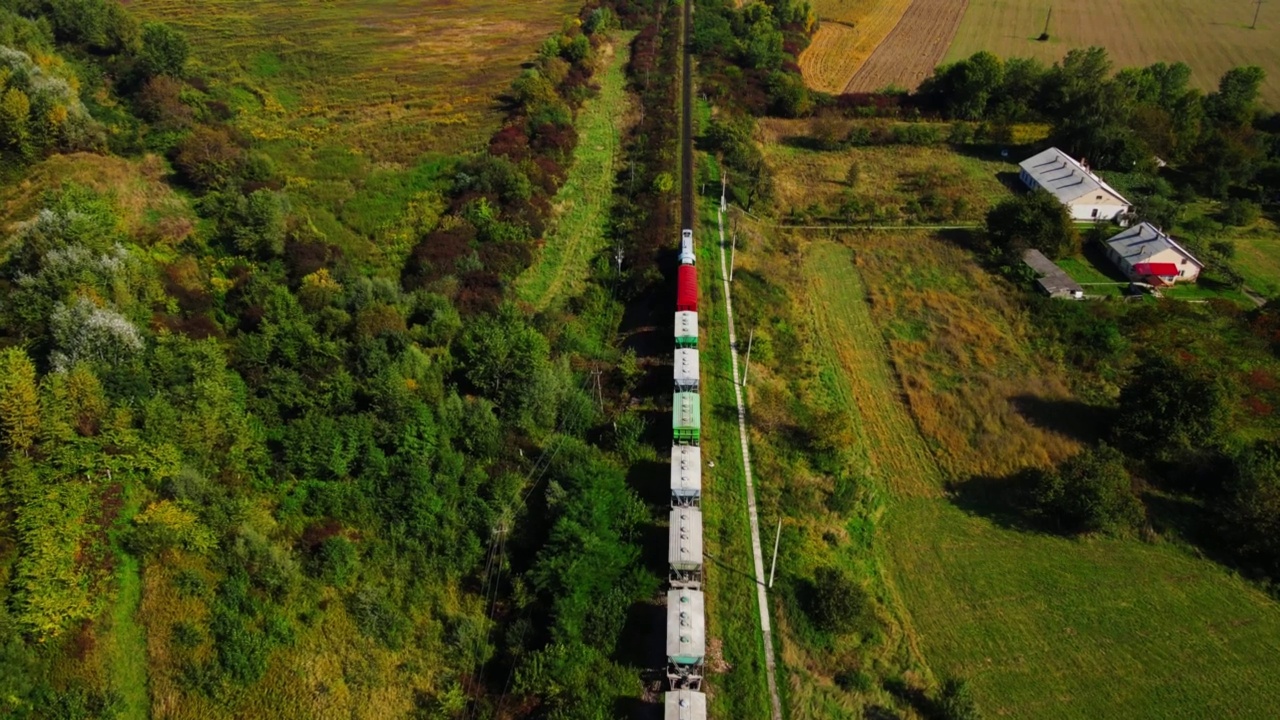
left=673, top=391, right=701, bottom=444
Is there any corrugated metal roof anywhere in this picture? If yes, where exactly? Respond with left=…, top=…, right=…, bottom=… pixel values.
left=674, top=349, right=699, bottom=385
left=670, top=445, right=701, bottom=498
left=680, top=229, right=695, bottom=265
left=677, top=265, right=698, bottom=312
left=1019, top=147, right=1130, bottom=206
left=673, top=392, right=701, bottom=429
left=666, top=588, right=705, bottom=663
left=664, top=690, right=707, bottom=720
left=675, top=311, right=698, bottom=339
left=669, top=508, right=703, bottom=570
left=1107, top=222, right=1203, bottom=268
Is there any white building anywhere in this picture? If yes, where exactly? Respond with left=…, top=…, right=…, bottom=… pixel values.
left=1105, top=222, right=1203, bottom=284
left=1019, top=147, right=1132, bottom=222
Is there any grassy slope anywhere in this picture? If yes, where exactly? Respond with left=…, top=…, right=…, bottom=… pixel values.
left=696, top=199, right=773, bottom=720
left=128, top=0, right=580, bottom=161
left=517, top=34, right=635, bottom=310
left=945, top=0, right=1280, bottom=106
left=812, top=231, right=1280, bottom=718
left=756, top=120, right=1016, bottom=221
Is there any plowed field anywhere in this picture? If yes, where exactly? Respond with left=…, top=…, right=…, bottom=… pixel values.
left=798, top=0, right=914, bottom=93
left=844, top=0, right=970, bottom=93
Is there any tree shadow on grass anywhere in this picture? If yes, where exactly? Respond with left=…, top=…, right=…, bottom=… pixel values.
left=946, top=470, right=1046, bottom=534
left=1009, top=394, right=1112, bottom=444
left=614, top=599, right=667, bottom=672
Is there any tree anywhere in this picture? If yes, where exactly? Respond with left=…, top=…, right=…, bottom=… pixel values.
left=136, top=22, right=188, bottom=79
left=173, top=125, right=244, bottom=190
left=1113, top=355, right=1229, bottom=459
left=985, top=189, right=1079, bottom=259
left=1032, top=443, right=1143, bottom=535
left=845, top=162, right=860, bottom=188
left=0, top=348, right=40, bottom=456
left=1222, top=441, right=1280, bottom=580
left=809, top=566, right=871, bottom=633
left=0, top=86, right=31, bottom=154
left=1205, top=66, right=1266, bottom=127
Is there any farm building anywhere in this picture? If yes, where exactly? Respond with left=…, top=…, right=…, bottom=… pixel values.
left=1019, top=147, right=1132, bottom=221
left=1022, top=249, right=1084, bottom=299
left=1105, top=222, right=1203, bottom=285
left=664, top=690, right=707, bottom=720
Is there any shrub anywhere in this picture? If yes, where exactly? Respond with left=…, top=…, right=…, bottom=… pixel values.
left=809, top=566, right=872, bottom=634
left=938, top=677, right=982, bottom=720
left=1220, top=198, right=1261, bottom=227
left=1032, top=443, right=1143, bottom=535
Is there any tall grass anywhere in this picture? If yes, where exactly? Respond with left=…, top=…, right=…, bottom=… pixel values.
left=517, top=34, right=636, bottom=310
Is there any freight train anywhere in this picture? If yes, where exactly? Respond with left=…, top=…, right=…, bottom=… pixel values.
left=666, top=227, right=706, bottom=719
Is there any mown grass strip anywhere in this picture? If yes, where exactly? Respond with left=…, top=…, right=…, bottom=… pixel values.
left=517, top=33, right=636, bottom=309
left=696, top=200, right=772, bottom=720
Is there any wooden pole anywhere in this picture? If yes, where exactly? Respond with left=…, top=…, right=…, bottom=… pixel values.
left=729, top=229, right=737, bottom=282
left=1252, top=0, right=1262, bottom=28
left=768, top=518, right=782, bottom=588
left=742, top=328, right=754, bottom=388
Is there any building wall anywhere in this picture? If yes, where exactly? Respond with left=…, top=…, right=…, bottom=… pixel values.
left=1066, top=201, right=1128, bottom=221
left=1107, top=245, right=1201, bottom=283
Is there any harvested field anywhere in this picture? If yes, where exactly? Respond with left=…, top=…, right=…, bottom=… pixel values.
left=946, top=0, right=1280, bottom=106
left=844, top=0, right=970, bottom=93
left=799, top=0, right=915, bottom=93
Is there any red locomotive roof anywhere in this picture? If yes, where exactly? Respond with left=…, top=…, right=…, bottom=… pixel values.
left=677, top=264, right=698, bottom=312
left=1133, top=262, right=1179, bottom=277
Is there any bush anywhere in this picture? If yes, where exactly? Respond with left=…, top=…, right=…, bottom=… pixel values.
left=1220, top=198, right=1261, bottom=227
left=938, top=677, right=982, bottom=720
left=1032, top=443, right=1143, bottom=535
left=809, top=566, right=872, bottom=634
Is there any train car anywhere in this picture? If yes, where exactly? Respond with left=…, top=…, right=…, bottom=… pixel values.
left=666, top=587, right=705, bottom=669
left=674, top=348, right=699, bottom=392
left=679, top=229, right=695, bottom=265
left=672, top=392, right=701, bottom=444
left=664, top=690, right=707, bottom=720
left=670, top=444, right=701, bottom=506
left=676, top=264, right=698, bottom=313
left=669, top=507, right=703, bottom=588
left=675, top=311, right=698, bottom=349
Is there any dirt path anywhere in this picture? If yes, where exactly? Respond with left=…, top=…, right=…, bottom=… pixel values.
left=844, top=0, right=970, bottom=93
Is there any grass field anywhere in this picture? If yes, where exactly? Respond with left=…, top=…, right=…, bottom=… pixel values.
left=1235, top=232, right=1280, bottom=298
left=799, top=0, right=915, bottom=93
left=802, top=229, right=1280, bottom=717
left=517, top=36, right=635, bottom=310
left=945, top=0, right=1280, bottom=106
left=757, top=119, right=1014, bottom=224
left=129, top=0, right=579, bottom=161
left=695, top=201, right=774, bottom=720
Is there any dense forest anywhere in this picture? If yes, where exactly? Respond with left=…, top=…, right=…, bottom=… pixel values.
left=0, top=0, right=679, bottom=717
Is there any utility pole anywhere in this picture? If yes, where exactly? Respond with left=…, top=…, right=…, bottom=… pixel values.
left=729, top=227, right=738, bottom=282
left=1252, top=0, right=1263, bottom=29
left=591, top=369, right=604, bottom=410
left=768, top=518, right=782, bottom=588
left=742, top=328, right=754, bottom=388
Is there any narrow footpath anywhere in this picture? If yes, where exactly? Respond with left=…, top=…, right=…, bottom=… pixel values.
left=715, top=192, right=783, bottom=720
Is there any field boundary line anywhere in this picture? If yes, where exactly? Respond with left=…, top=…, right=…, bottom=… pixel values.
left=715, top=189, right=783, bottom=720
left=730, top=205, right=980, bottom=231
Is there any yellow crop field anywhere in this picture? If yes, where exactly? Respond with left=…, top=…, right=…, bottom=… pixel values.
left=799, top=0, right=916, bottom=93
left=946, top=0, right=1280, bottom=106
